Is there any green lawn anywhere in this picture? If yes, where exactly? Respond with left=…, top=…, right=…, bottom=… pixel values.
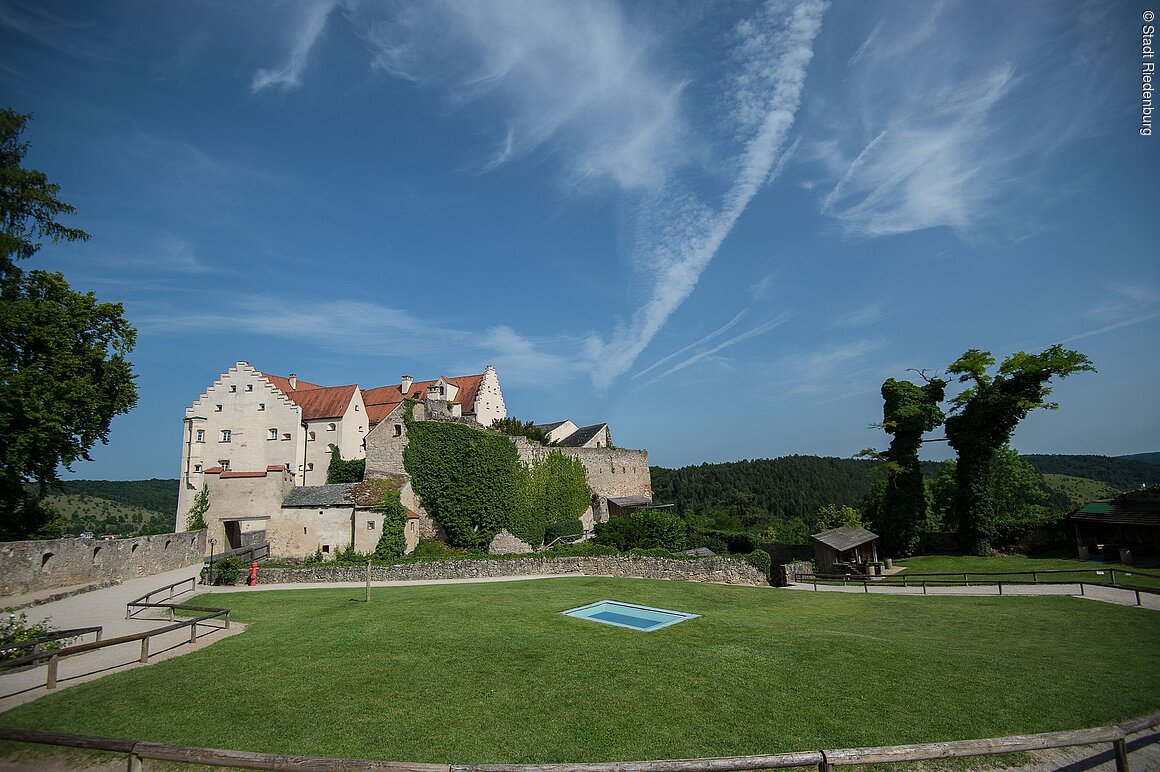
left=893, top=554, right=1160, bottom=588
left=2, top=577, right=1158, bottom=764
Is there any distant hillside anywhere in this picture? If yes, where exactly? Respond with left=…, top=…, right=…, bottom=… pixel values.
left=1119, top=452, right=1160, bottom=465
left=46, top=494, right=175, bottom=537
left=38, top=479, right=179, bottom=516
left=1022, top=455, right=1160, bottom=490
left=1040, top=474, right=1121, bottom=509
left=651, top=455, right=875, bottom=520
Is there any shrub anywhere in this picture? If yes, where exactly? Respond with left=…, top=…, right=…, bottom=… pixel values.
left=305, top=547, right=324, bottom=565
left=744, top=548, right=772, bottom=579
left=185, top=486, right=209, bottom=531
left=627, top=547, right=672, bottom=558
left=411, top=538, right=466, bottom=559
left=327, top=446, right=365, bottom=484
left=212, top=556, right=243, bottom=585
left=691, top=528, right=760, bottom=554
left=374, top=489, right=410, bottom=559
left=544, top=518, right=583, bottom=545
left=540, top=541, right=618, bottom=557
left=594, top=509, right=686, bottom=552
left=0, top=613, right=71, bottom=661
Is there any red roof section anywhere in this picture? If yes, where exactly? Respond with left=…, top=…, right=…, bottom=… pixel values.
left=221, top=471, right=268, bottom=479
left=261, top=372, right=358, bottom=421
left=362, top=373, right=484, bottom=425
left=203, top=466, right=223, bottom=474
left=262, top=373, right=323, bottom=393
left=366, top=401, right=403, bottom=426
left=267, top=465, right=288, bottom=472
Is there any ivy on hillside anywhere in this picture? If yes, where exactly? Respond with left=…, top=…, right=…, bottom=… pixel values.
left=403, top=419, right=523, bottom=550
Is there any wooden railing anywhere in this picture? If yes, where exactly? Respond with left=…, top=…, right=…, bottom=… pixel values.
left=794, top=568, right=1160, bottom=606
left=206, top=542, right=270, bottom=569
left=0, top=627, right=103, bottom=663
left=126, top=576, right=198, bottom=619
left=1, top=712, right=1157, bottom=771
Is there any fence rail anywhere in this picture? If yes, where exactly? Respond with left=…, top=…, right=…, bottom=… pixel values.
left=206, top=542, right=270, bottom=568
left=1, top=712, right=1157, bottom=771
left=0, top=626, right=103, bottom=660
left=126, top=576, right=198, bottom=619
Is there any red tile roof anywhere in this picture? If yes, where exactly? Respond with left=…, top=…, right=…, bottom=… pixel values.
left=363, top=373, right=484, bottom=425
left=267, top=465, right=288, bottom=472
left=262, top=373, right=358, bottom=421
left=203, top=466, right=223, bottom=474
left=366, top=401, right=403, bottom=426
left=221, top=471, right=268, bottom=479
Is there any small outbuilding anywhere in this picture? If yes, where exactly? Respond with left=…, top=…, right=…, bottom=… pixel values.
left=811, top=526, right=880, bottom=576
left=1071, top=488, right=1160, bottom=565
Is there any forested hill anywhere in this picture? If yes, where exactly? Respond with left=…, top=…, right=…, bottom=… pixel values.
left=650, top=456, right=875, bottom=519
left=1022, top=455, right=1160, bottom=490
left=1119, top=452, right=1160, bottom=465
left=39, top=479, right=179, bottom=516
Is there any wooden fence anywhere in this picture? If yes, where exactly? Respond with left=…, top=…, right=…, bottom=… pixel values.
left=1, top=712, right=1157, bottom=771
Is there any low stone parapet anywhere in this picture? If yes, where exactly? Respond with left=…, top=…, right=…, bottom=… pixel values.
left=255, top=555, right=768, bottom=586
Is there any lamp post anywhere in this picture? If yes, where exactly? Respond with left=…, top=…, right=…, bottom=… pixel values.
left=209, top=538, right=217, bottom=585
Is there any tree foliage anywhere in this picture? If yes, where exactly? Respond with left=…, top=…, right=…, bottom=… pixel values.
left=509, top=451, right=591, bottom=546
left=1, top=110, right=138, bottom=537
left=490, top=416, right=552, bottom=445
left=813, top=503, right=864, bottom=532
left=945, top=346, right=1094, bottom=554
left=874, top=376, right=945, bottom=556
left=594, top=508, right=686, bottom=552
left=186, top=485, right=210, bottom=531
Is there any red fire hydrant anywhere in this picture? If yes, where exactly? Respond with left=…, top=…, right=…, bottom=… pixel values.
left=249, top=561, right=258, bottom=586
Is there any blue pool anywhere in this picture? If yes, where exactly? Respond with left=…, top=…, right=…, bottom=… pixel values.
left=561, top=600, right=699, bottom=631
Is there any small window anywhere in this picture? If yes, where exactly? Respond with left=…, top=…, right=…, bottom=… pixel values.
left=220, top=429, right=232, bottom=442
left=393, top=424, right=402, bottom=437
left=327, top=423, right=336, bottom=431
left=258, top=403, right=265, bottom=411
left=322, top=544, right=330, bottom=554
left=195, top=429, right=205, bottom=443
left=229, top=385, right=237, bottom=393
left=282, top=433, right=291, bottom=441
left=303, top=526, right=307, bottom=534
left=308, top=431, right=316, bottom=441
left=355, top=404, right=360, bottom=411
left=358, top=426, right=364, bottom=432
left=220, top=459, right=230, bottom=470
left=268, top=428, right=278, bottom=440
left=194, top=463, right=202, bottom=472
left=306, top=462, right=314, bottom=471
left=214, top=405, right=222, bottom=412
left=367, top=521, right=376, bottom=530
left=245, top=384, right=254, bottom=392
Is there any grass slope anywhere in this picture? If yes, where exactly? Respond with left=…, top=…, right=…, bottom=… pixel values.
left=38, top=479, right=179, bottom=516
left=2, top=578, right=1158, bottom=764
left=1040, top=474, right=1121, bottom=509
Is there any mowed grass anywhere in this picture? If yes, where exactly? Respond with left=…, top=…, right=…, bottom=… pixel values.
left=895, top=554, right=1160, bottom=588
left=2, top=577, right=1159, bottom=764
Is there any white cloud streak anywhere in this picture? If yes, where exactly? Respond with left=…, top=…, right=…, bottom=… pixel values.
left=632, top=311, right=748, bottom=380
left=654, top=312, right=793, bottom=379
left=251, top=1, right=339, bottom=93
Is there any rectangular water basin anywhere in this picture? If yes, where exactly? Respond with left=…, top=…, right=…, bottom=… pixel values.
left=561, top=600, right=699, bottom=632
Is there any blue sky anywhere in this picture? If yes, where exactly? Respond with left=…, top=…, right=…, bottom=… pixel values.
left=3, top=0, right=1157, bottom=479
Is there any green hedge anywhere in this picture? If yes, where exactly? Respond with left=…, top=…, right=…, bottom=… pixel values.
left=544, top=518, right=583, bottom=545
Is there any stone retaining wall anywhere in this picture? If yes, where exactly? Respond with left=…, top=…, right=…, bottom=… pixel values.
left=0, top=531, right=207, bottom=597
left=255, top=555, right=768, bottom=586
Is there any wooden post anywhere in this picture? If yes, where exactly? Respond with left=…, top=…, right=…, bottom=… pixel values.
left=964, top=573, right=969, bottom=587
left=1136, top=590, right=1142, bottom=607
left=366, top=560, right=371, bottom=603
left=190, top=622, right=197, bottom=643
left=127, top=750, right=144, bottom=772
left=1113, top=736, right=1130, bottom=771
left=922, top=581, right=927, bottom=595
left=1033, top=571, right=1038, bottom=582
left=863, top=580, right=869, bottom=593
left=998, top=582, right=1003, bottom=595
left=46, top=654, right=58, bottom=689
left=1111, top=569, right=1117, bottom=586
left=140, top=638, right=149, bottom=664
left=1080, top=582, right=1086, bottom=596
left=225, top=610, right=231, bottom=630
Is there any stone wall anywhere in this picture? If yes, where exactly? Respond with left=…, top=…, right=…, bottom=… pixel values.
left=0, top=531, right=207, bottom=597
left=778, top=560, right=814, bottom=587
left=255, top=555, right=768, bottom=586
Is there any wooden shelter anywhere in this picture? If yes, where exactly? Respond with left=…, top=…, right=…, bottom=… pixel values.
left=1071, top=488, right=1160, bottom=565
left=810, top=526, right=879, bottom=576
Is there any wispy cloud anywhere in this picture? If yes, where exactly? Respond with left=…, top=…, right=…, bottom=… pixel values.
left=832, top=302, right=891, bottom=328
left=251, top=1, right=340, bottom=93
left=585, top=0, right=827, bottom=389
left=633, top=311, right=749, bottom=380
left=760, top=338, right=886, bottom=401
left=352, top=0, right=692, bottom=191
left=651, top=312, right=793, bottom=380
left=1061, top=283, right=1160, bottom=343
left=807, top=3, right=1115, bottom=238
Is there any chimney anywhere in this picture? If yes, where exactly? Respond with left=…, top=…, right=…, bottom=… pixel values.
left=288, top=373, right=297, bottom=390
left=401, top=375, right=413, bottom=394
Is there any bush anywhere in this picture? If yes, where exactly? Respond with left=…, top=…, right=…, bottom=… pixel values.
left=327, top=446, right=365, bottom=483
left=744, top=548, right=772, bottom=579
left=305, top=547, right=324, bottom=565
left=0, top=613, right=71, bottom=661
left=627, top=547, right=672, bottom=558
left=374, top=489, right=410, bottom=559
left=691, top=528, right=760, bottom=554
left=540, top=541, right=618, bottom=557
left=212, top=556, right=243, bottom=585
left=544, top=518, right=583, bottom=545
left=411, top=538, right=467, bottom=559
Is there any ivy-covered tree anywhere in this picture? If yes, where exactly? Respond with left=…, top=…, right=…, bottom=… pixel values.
left=1, top=109, right=138, bottom=539
left=944, top=346, right=1094, bottom=554
left=373, top=489, right=409, bottom=559
left=875, top=375, right=946, bottom=556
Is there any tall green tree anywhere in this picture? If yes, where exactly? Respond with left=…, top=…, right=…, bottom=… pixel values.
left=1, top=110, right=138, bottom=538
left=876, top=376, right=946, bottom=556
left=944, top=346, right=1094, bottom=554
